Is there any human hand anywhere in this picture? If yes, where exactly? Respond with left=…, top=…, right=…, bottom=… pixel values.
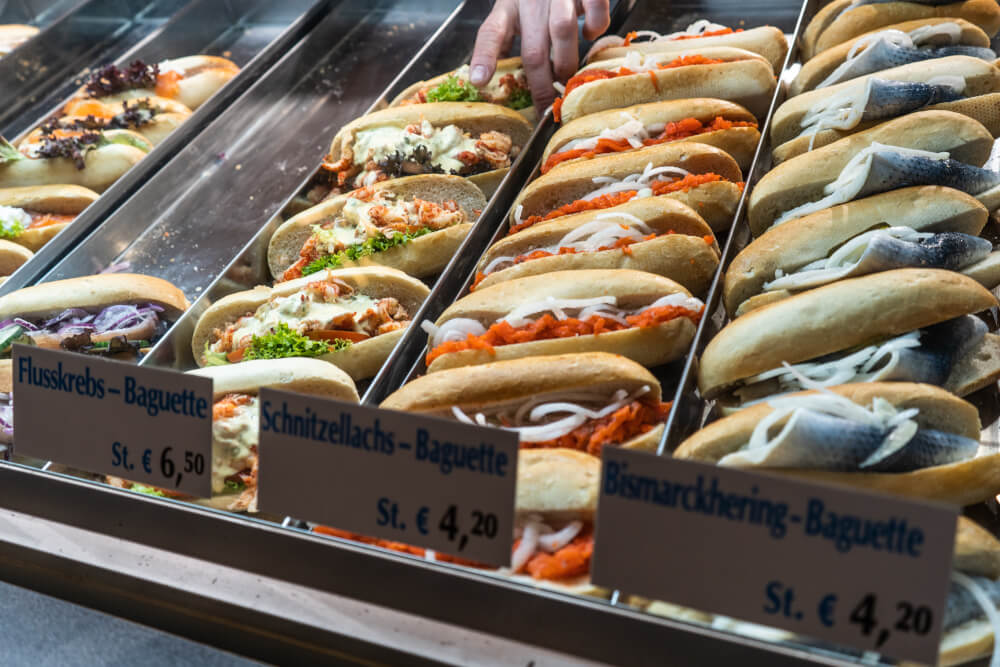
left=470, top=0, right=611, bottom=114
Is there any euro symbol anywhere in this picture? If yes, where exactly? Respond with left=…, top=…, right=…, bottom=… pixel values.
left=417, top=507, right=429, bottom=535
left=142, top=449, right=152, bottom=474
left=819, top=594, right=837, bottom=628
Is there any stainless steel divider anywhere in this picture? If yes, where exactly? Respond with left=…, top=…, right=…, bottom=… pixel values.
left=0, top=0, right=333, bottom=293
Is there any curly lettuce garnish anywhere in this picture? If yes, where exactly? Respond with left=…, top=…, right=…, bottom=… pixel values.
left=508, top=86, right=533, bottom=110
left=243, top=322, right=351, bottom=361
left=303, top=228, right=433, bottom=276
left=426, top=75, right=482, bottom=103
left=0, top=138, right=24, bottom=166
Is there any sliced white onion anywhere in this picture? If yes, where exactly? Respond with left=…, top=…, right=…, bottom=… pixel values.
left=423, top=317, right=487, bottom=348
left=908, top=22, right=962, bottom=47
left=511, top=519, right=542, bottom=572
left=538, top=521, right=583, bottom=552
left=552, top=81, right=566, bottom=95
left=501, top=296, right=618, bottom=327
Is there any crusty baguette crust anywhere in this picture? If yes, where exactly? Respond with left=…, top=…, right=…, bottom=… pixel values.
left=0, top=241, right=32, bottom=276
left=389, top=58, right=535, bottom=122
left=543, top=98, right=760, bottom=171
left=803, top=0, right=1000, bottom=60
left=327, top=102, right=532, bottom=191
left=81, top=56, right=238, bottom=111
left=382, top=351, right=662, bottom=410
left=514, top=141, right=742, bottom=230
left=0, top=133, right=148, bottom=193
left=191, top=267, right=429, bottom=379
left=725, top=186, right=989, bottom=315
left=698, top=269, right=998, bottom=397
left=561, top=49, right=776, bottom=122
left=792, top=18, right=991, bottom=95
left=267, top=174, right=486, bottom=280
left=772, top=56, right=1000, bottom=147
left=588, top=26, right=789, bottom=71
left=516, top=448, right=599, bottom=516
left=954, top=516, right=1000, bottom=579
left=939, top=620, right=997, bottom=667
left=0, top=184, right=98, bottom=252
left=749, top=111, right=994, bottom=236
left=0, top=273, right=189, bottom=322
left=774, top=93, right=1000, bottom=164
left=0, top=359, right=10, bottom=392
left=189, top=357, right=359, bottom=402
left=675, top=383, right=993, bottom=505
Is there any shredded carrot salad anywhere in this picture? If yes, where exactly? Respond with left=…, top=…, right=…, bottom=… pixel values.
left=311, top=526, right=596, bottom=581
left=509, top=172, right=729, bottom=235
left=27, top=213, right=74, bottom=229
left=541, top=116, right=757, bottom=173
left=553, top=55, right=728, bottom=122
left=524, top=400, right=672, bottom=456
left=213, top=393, right=255, bottom=420
left=426, top=304, right=704, bottom=365
left=622, top=28, right=740, bottom=45
left=521, top=531, right=594, bottom=580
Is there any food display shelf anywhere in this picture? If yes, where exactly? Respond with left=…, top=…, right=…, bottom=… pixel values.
left=0, top=0, right=333, bottom=293
left=0, top=0, right=976, bottom=664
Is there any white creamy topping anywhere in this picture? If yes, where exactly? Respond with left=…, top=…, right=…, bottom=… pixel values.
left=224, top=290, right=378, bottom=351
left=352, top=120, right=478, bottom=173
left=212, top=397, right=259, bottom=494
left=0, top=206, right=31, bottom=236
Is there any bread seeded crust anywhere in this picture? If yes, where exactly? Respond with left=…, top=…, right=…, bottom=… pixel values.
left=543, top=98, right=760, bottom=171
left=0, top=273, right=189, bottom=322
left=428, top=269, right=700, bottom=371
left=699, top=269, right=998, bottom=398
left=725, top=187, right=989, bottom=316
left=191, top=266, right=430, bottom=379
left=801, top=0, right=1000, bottom=61
left=267, top=174, right=487, bottom=280
left=792, top=18, right=991, bottom=96
left=749, top=111, right=995, bottom=236
left=772, top=56, right=1000, bottom=147
left=675, top=383, right=998, bottom=505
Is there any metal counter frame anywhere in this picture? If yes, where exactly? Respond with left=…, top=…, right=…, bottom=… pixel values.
left=0, top=0, right=955, bottom=664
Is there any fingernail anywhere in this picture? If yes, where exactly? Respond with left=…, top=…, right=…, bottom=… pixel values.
left=470, top=65, right=488, bottom=85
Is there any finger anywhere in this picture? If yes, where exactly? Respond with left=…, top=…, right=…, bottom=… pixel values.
left=579, top=0, right=610, bottom=41
left=549, top=0, right=579, bottom=83
left=470, top=1, right=517, bottom=86
left=519, top=0, right=555, bottom=112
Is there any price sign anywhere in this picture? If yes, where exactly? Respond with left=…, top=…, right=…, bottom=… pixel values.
left=257, top=388, right=518, bottom=566
left=13, top=345, right=212, bottom=496
left=592, top=449, right=957, bottom=664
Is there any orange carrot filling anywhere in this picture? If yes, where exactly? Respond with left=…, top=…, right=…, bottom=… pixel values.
left=155, top=71, right=183, bottom=99
left=553, top=55, right=729, bottom=122
left=311, top=526, right=596, bottom=581
left=525, top=400, right=672, bottom=455
left=27, top=213, right=74, bottom=229
left=622, top=28, right=739, bottom=45
left=425, top=304, right=704, bottom=365
left=509, top=172, right=729, bottom=235
left=541, top=116, right=757, bottom=173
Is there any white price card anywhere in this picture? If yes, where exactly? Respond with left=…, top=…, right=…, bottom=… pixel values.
left=257, top=388, right=518, bottom=566
left=592, top=449, right=957, bottom=664
left=13, top=345, right=213, bottom=496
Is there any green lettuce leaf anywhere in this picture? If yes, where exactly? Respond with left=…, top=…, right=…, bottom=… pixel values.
left=426, top=75, right=482, bottom=103
left=302, top=227, right=433, bottom=276
left=0, top=138, right=24, bottom=166
left=243, top=322, right=351, bottom=361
